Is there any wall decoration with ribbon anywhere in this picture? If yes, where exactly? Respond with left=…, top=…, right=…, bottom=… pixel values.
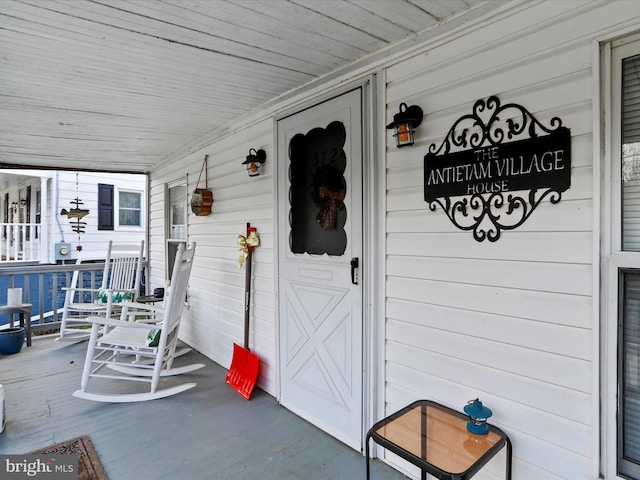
left=312, top=164, right=346, bottom=231
left=237, top=224, right=260, bottom=268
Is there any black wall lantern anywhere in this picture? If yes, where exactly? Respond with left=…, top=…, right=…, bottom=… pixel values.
left=386, top=102, right=423, bottom=148
left=242, top=148, right=266, bottom=177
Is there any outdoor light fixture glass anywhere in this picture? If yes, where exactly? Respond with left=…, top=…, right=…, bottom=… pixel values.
left=242, top=148, right=266, bottom=177
left=464, top=398, right=493, bottom=435
left=386, top=102, right=423, bottom=148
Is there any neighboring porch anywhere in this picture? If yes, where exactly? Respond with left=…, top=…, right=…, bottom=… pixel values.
left=0, top=221, right=41, bottom=262
left=0, top=336, right=407, bottom=480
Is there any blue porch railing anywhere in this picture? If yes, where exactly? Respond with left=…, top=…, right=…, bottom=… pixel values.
left=0, top=261, right=148, bottom=330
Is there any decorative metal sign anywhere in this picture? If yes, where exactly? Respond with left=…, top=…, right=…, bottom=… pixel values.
left=424, top=96, right=571, bottom=242
left=60, top=197, right=89, bottom=234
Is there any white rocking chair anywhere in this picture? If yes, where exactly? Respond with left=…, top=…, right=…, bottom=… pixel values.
left=58, top=241, right=145, bottom=342
left=73, top=242, right=204, bottom=402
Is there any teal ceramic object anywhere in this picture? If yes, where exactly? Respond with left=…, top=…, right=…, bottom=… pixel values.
left=0, top=327, right=25, bottom=355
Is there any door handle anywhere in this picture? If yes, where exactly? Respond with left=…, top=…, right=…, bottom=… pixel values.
left=351, top=257, right=359, bottom=285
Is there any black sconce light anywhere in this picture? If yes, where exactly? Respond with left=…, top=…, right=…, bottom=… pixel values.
left=242, top=148, right=266, bottom=177
left=386, top=102, right=423, bottom=148
left=10, top=201, right=18, bottom=213
left=19, top=198, right=26, bottom=207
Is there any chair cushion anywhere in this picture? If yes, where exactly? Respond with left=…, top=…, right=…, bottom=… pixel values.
left=146, top=328, right=161, bottom=347
left=96, top=289, right=133, bottom=304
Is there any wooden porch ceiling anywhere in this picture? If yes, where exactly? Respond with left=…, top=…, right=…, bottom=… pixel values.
left=0, top=0, right=504, bottom=174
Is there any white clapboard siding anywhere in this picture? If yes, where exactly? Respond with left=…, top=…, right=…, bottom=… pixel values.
left=149, top=118, right=277, bottom=395
left=381, top=1, right=635, bottom=478
left=386, top=298, right=592, bottom=361
left=386, top=255, right=592, bottom=297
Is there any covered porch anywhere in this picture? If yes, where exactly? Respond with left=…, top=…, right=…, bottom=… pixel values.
left=6, top=1, right=640, bottom=478
left=0, top=335, right=406, bottom=480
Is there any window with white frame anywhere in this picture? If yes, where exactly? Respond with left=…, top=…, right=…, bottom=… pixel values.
left=166, top=180, right=187, bottom=281
left=607, top=34, right=640, bottom=480
left=119, top=190, right=142, bottom=227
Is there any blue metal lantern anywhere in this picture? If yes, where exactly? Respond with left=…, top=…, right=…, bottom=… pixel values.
left=464, top=398, right=492, bottom=435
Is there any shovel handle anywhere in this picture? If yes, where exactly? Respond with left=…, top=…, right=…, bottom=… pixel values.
left=244, top=249, right=252, bottom=350
left=244, top=222, right=255, bottom=350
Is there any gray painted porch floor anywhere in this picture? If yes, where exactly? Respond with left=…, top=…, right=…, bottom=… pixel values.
left=0, top=336, right=408, bottom=480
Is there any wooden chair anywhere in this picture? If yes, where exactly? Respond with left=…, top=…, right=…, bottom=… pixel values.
left=73, top=242, right=204, bottom=402
left=58, top=241, right=145, bottom=342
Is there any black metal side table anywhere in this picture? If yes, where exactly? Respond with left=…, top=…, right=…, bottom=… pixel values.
left=366, top=399, right=512, bottom=480
left=137, top=295, right=163, bottom=304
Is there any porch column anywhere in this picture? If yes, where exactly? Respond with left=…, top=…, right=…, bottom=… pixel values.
left=40, top=177, right=49, bottom=264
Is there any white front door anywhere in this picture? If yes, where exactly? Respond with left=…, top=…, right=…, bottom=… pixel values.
left=277, top=88, right=363, bottom=449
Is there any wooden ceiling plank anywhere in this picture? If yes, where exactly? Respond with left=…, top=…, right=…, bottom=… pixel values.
left=161, top=0, right=368, bottom=61
left=5, top=0, right=323, bottom=78
left=408, top=0, right=472, bottom=21
left=228, top=0, right=382, bottom=53
left=17, top=0, right=328, bottom=75
left=349, top=0, right=438, bottom=32
left=294, top=0, right=414, bottom=43
left=118, top=0, right=352, bottom=68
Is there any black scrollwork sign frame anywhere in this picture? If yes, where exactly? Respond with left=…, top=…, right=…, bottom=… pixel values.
left=424, top=96, right=571, bottom=242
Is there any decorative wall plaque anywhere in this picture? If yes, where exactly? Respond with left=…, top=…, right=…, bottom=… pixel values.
left=424, top=96, right=571, bottom=242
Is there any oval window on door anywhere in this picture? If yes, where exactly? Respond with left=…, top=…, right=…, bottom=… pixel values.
left=288, top=120, right=347, bottom=255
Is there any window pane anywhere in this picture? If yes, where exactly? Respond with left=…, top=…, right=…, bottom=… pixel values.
left=118, top=191, right=141, bottom=226
left=621, top=272, right=640, bottom=474
left=119, top=209, right=140, bottom=226
left=169, top=184, right=187, bottom=240
left=120, top=191, right=141, bottom=208
left=622, top=54, right=640, bottom=250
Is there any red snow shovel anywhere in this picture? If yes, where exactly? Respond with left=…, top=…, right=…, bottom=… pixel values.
left=226, top=223, right=260, bottom=400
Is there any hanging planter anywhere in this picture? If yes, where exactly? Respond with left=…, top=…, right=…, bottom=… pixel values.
left=191, top=155, right=213, bottom=216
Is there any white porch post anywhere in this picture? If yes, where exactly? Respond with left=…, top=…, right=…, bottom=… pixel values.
left=40, top=176, right=50, bottom=264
